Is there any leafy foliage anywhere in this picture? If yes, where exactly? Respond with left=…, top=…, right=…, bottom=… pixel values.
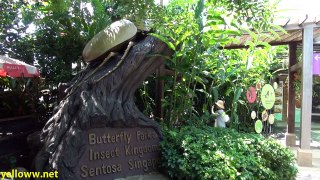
left=0, top=0, right=35, bottom=63
left=0, top=0, right=285, bottom=131
left=160, top=126, right=298, bottom=179
left=0, top=77, right=44, bottom=118
left=30, top=0, right=113, bottom=85
left=0, top=0, right=163, bottom=86
left=147, top=0, right=283, bottom=130
left=105, top=0, right=161, bottom=28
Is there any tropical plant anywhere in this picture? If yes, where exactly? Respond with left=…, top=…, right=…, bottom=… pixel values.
left=147, top=0, right=283, bottom=130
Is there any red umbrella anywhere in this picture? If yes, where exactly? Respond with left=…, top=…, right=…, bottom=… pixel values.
left=0, top=55, right=40, bottom=77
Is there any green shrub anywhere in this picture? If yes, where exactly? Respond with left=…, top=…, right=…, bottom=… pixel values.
left=160, top=126, right=297, bottom=179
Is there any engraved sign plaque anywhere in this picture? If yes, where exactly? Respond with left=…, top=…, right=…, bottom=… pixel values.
left=75, top=127, right=161, bottom=179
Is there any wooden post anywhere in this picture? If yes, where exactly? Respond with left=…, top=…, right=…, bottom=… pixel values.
left=300, top=26, right=313, bottom=149
left=288, top=43, right=297, bottom=132
left=286, top=43, right=297, bottom=146
left=297, top=25, right=313, bottom=167
left=155, top=64, right=165, bottom=120
left=154, top=66, right=177, bottom=120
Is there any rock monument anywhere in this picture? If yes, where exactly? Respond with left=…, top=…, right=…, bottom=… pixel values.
left=34, top=20, right=173, bottom=179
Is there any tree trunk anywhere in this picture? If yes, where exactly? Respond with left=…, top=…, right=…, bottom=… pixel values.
left=34, top=36, right=173, bottom=179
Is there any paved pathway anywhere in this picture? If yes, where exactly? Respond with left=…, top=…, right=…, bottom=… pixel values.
left=291, top=147, right=320, bottom=180
left=275, top=131, right=320, bottom=179
left=273, top=119, right=320, bottom=179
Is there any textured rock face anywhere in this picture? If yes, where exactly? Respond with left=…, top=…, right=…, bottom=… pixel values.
left=34, top=36, right=173, bottom=179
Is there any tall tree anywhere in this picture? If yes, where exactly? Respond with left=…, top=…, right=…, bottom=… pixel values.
left=0, top=0, right=162, bottom=85
left=31, top=0, right=111, bottom=85
left=0, top=0, right=35, bottom=64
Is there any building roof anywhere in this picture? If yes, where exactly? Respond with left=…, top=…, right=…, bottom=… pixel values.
left=225, top=15, right=320, bottom=50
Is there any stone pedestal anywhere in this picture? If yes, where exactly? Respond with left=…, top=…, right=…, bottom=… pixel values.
left=285, top=133, right=296, bottom=147
left=297, top=148, right=312, bottom=167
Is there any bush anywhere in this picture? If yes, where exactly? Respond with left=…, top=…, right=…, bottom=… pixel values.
left=160, top=126, right=297, bottom=179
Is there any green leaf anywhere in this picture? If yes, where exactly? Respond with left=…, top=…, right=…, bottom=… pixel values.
left=232, top=87, right=242, bottom=104
left=149, top=33, right=176, bottom=51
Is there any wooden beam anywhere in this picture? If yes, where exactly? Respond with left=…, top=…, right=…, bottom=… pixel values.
left=223, top=41, right=302, bottom=49
left=300, top=26, right=313, bottom=149
left=283, top=22, right=320, bottom=31
left=314, top=36, right=320, bottom=44
left=277, top=74, right=288, bottom=81
left=161, top=68, right=175, bottom=76
left=0, top=114, right=35, bottom=123
left=289, top=62, right=302, bottom=72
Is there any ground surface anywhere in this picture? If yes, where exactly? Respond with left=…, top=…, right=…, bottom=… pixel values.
left=274, top=119, right=320, bottom=180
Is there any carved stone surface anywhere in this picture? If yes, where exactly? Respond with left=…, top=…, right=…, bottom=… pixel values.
left=34, top=36, right=173, bottom=179
left=75, top=127, right=161, bottom=180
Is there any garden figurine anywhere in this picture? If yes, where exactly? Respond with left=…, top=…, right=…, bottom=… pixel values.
left=211, top=100, right=229, bottom=128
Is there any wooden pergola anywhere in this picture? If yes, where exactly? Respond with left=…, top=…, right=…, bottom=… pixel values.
left=226, top=15, right=320, bottom=166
